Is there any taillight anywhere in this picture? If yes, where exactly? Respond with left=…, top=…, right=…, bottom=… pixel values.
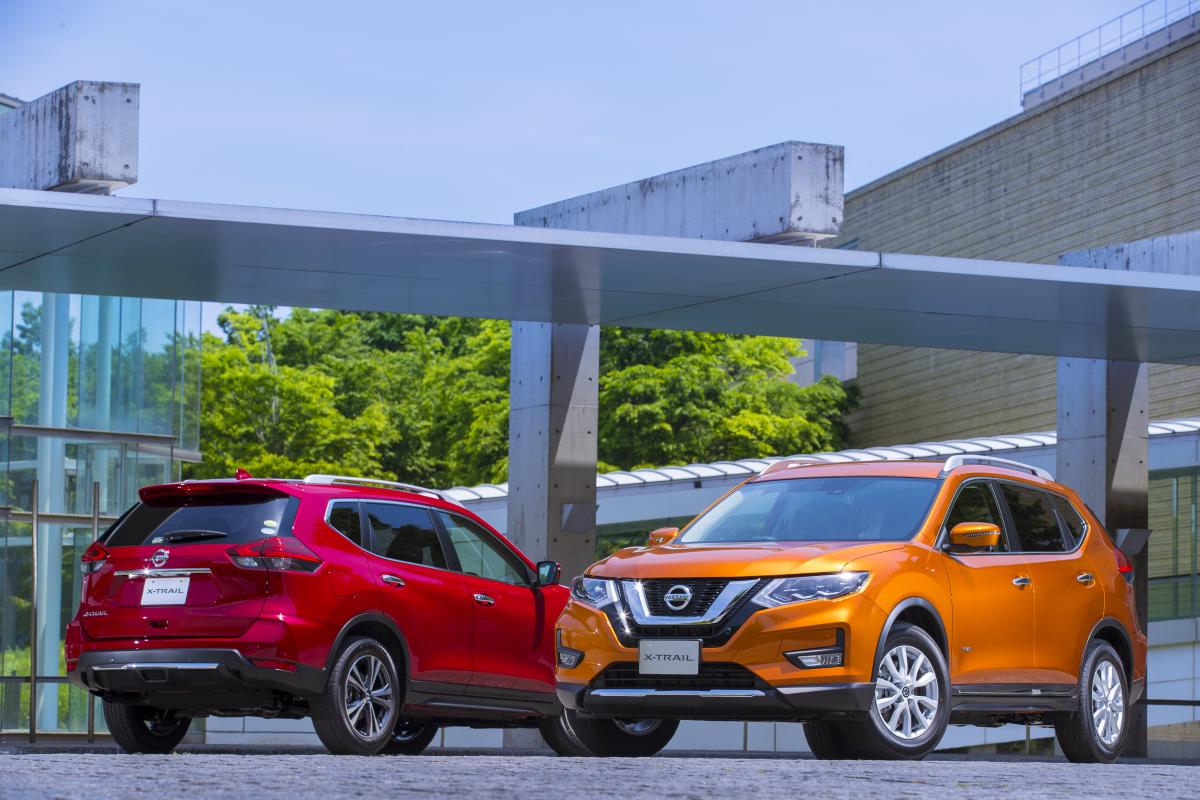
left=227, top=537, right=322, bottom=573
left=1115, top=548, right=1134, bottom=584
left=80, top=541, right=109, bottom=575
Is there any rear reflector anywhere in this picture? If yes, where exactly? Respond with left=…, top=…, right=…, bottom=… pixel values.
left=80, top=541, right=110, bottom=575
left=227, top=537, right=322, bottom=573
left=250, top=658, right=297, bottom=672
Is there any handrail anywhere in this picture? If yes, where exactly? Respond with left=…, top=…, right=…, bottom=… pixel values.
left=1019, top=0, right=1198, bottom=102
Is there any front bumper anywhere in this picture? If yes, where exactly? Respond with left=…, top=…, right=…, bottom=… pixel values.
left=71, top=649, right=325, bottom=710
left=558, top=680, right=874, bottom=721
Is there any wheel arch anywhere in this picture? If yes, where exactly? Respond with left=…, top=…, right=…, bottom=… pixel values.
left=1085, top=617, right=1134, bottom=686
left=327, top=612, right=413, bottom=701
left=873, top=597, right=950, bottom=672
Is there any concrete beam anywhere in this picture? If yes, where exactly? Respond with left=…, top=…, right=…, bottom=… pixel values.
left=0, top=81, right=138, bottom=193
left=517, top=141, right=843, bottom=244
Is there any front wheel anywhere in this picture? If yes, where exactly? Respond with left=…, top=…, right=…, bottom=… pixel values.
left=102, top=702, right=191, bottom=754
left=381, top=719, right=438, bottom=755
left=1055, top=640, right=1129, bottom=763
left=539, top=708, right=677, bottom=757
left=852, top=622, right=950, bottom=760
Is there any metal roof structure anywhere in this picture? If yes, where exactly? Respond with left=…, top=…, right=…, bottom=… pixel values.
left=5, top=188, right=1200, bottom=363
left=445, top=417, right=1200, bottom=504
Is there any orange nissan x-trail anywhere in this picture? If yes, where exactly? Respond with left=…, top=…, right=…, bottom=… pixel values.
left=546, top=456, right=1146, bottom=762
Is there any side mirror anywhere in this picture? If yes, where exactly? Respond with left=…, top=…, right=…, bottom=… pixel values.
left=535, top=560, right=561, bottom=587
left=648, top=527, right=680, bottom=546
left=948, top=522, right=1002, bottom=550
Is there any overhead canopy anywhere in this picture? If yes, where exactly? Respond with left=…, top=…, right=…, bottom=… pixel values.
left=3, top=187, right=1200, bottom=363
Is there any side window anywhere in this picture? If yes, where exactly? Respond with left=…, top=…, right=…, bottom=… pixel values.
left=1050, top=494, right=1087, bottom=547
left=439, top=512, right=530, bottom=586
left=364, top=503, right=447, bottom=569
left=944, top=482, right=1007, bottom=552
left=1000, top=485, right=1066, bottom=553
left=327, top=501, right=363, bottom=547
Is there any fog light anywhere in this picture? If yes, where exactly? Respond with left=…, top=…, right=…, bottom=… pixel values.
left=556, top=629, right=584, bottom=669
left=784, top=647, right=844, bottom=669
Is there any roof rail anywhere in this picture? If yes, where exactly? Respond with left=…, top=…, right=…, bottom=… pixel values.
left=303, top=474, right=459, bottom=504
left=760, top=459, right=823, bottom=475
left=939, top=455, right=1053, bottom=481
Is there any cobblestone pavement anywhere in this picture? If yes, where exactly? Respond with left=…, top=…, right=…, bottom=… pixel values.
left=1, top=753, right=1196, bottom=799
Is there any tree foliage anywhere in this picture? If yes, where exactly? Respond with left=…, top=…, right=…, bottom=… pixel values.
left=186, top=308, right=858, bottom=486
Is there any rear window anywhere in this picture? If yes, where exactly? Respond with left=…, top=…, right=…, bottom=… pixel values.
left=678, top=476, right=941, bottom=544
left=103, top=494, right=297, bottom=547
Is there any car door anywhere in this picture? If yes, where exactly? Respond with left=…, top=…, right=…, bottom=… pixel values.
left=997, top=483, right=1104, bottom=686
left=937, top=479, right=1039, bottom=685
left=436, top=511, right=555, bottom=696
left=361, top=501, right=474, bottom=686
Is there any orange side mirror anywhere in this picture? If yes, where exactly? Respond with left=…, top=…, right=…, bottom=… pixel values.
left=648, top=527, right=680, bottom=546
left=949, top=522, right=1002, bottom=550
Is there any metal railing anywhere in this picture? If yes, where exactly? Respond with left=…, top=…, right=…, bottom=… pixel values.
left=1019, top=0, right=1199, bottom=102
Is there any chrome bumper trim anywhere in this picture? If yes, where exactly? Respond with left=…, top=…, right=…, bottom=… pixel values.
left=589, top=688, right=766, bottom=698
left=90, top=662, right=222, bottom=672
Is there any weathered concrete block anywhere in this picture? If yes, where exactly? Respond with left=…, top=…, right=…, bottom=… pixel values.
left=516, top=141, right=843, bottom=243
left=0, top=81, right=138, bottom=193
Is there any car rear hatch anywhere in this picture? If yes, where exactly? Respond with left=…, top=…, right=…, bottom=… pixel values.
left=78, top=482, right=299, bottom=641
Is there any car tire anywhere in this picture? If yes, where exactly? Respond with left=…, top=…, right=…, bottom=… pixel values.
left=1055, top=640, right=1129, bottom=763
left=541, top=707, right=678, bottom=757
left=802, top=720, right=862, bottom=759
left=853, top=622, right=950, bottom=760
left=102, top=701, right=191, bottom=754
left=311, top=636, right=400, bottom=756
left=381, top=719, right=439, bottom=755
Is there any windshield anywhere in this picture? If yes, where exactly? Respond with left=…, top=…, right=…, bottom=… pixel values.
left=678, top=476, right=941, bottom=544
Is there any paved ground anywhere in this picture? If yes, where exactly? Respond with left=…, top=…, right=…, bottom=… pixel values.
left=0, top=750, right=1196, bottom=799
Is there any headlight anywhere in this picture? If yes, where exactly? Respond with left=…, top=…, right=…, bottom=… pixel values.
left=752, top=572, right=869, bottom=608
left=570, top=576, right=618, bottom=609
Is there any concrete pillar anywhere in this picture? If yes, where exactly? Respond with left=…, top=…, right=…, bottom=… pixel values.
left=507, top=141, right=846, bottom=579
left=506, top=322, right=599, bottom=581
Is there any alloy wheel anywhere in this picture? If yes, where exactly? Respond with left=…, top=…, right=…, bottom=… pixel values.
left=1091, top=660, right=1125, bottom=747
left=874, top=644, right=939, bottom=741
left=343, top=652, right=395, bottom=739
left=612, top=718, right=662, bottom=736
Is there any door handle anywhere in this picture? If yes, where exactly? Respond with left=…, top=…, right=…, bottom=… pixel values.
left=1076, top=572, right=1095, bottom=584
left=473, top=593, right=495, bottom=606
left=381, top=574, right=406, bottom=588
left=1011, top=576, right=1032, bottom=588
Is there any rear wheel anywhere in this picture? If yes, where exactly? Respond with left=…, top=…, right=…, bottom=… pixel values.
left=311, top=636, right=400, bottom=755
left=381, top=719, right=438, bottom=755
left=1055, top=640, right=1128, bottom=763
left=540, top=708, right=678, bottom=757
left=102, top=702, right=190, bottom=754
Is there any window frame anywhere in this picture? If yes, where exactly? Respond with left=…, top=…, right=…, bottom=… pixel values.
left=935, top=478, right=1015, bottom=554
left=438, top=511, right=534, bottom=587
left=325, top=498, right=463, bottom=574
left=993, top=479, right=1084, bottom=555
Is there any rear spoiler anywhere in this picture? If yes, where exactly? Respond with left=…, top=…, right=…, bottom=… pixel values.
left=139, top=480, right=291, bottom=505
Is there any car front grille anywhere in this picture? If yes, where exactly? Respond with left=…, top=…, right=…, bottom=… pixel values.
left=609, top=578, right=768, bottom=648
left=591, top=662, right=765, bottom=691
left=638, top=579, right=729, bottom=616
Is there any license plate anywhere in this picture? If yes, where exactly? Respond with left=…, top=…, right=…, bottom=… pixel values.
left=141, top=577, right=190, bottom=606
left=638, top=640, right=700, bottom=675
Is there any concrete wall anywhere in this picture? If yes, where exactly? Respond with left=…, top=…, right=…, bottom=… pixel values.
left=0, top=81, right=138, bottom=193
left=837, top=31, right=1200, bottom=447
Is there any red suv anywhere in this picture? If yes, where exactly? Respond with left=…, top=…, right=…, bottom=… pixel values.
left=66, top=474, right=569, bottom=755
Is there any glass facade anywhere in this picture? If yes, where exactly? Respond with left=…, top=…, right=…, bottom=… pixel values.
left=0, top=291, right=201, bottom=733
left=1149, top=468, right=1200, bottom=622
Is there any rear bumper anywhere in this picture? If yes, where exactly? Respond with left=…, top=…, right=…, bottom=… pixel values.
left=70, top=649, right=325, bottom=710
left=557, top=681, right=874, bottom=721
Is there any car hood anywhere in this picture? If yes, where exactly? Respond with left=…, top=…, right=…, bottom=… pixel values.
left=587, top=540, right=905, bottom=579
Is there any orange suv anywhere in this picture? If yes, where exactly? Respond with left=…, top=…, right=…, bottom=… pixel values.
left=548, top=456, right=1145, bottom=761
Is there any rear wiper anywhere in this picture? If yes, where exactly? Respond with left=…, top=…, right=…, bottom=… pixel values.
left=162, top=529, right=228, bottom=543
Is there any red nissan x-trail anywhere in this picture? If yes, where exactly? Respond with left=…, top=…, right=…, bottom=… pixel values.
left=66, top=474, right=569, bottom=755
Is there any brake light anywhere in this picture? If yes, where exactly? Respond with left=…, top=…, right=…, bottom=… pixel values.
left=1115, top=548, right=1134, bottom=583
left=80, top=541, right=109, bottom=575
left=227, top=537, right=322, bottom=573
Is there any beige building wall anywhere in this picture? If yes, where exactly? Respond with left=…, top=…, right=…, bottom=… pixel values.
left=836, top=32, right=1200, bottom=446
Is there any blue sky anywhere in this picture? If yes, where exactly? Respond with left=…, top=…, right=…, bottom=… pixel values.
left=1, top=0, right=1134, bottom=330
